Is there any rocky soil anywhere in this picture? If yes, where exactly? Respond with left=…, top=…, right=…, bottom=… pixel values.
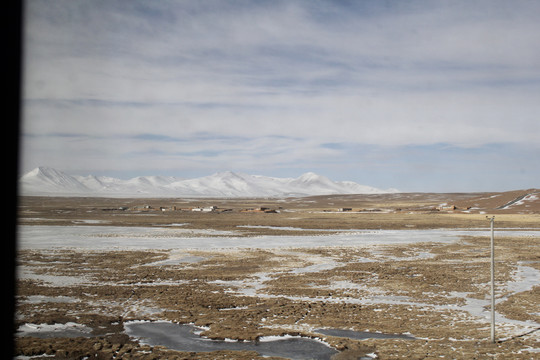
left=14, top=195, right=540, bottom=359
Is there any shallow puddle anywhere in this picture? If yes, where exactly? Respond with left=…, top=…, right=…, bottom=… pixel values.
left=124, top=321, right=417, bottom=359
left=124, top=321, right=338, bottom=360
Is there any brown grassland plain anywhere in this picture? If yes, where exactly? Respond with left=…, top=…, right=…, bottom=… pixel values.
left=15, top=190, right=540, bottom=359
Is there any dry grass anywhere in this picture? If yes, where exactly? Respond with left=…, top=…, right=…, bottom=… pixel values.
left=14, top=194, right=540, bottom=359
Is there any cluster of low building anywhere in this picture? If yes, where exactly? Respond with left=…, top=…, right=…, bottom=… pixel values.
left=110, top=204, right=278, bottom=214
left=240, top=207, right=277, bottom=213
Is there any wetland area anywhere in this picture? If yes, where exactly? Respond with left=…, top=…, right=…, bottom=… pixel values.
left=15, top=192, right=540, bottom=359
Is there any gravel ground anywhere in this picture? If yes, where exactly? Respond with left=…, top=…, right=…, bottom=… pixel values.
left=14, top=195, right=540, bottom=359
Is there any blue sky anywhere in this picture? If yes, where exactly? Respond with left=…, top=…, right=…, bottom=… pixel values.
left=20, top=0, right=540, bottom=192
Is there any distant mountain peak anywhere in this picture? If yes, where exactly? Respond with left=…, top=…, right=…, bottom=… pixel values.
left=28, top=166, right=61, bottom=177
left=296, top=172, right=333, bottom=182
left=298, top=172, right=321, bottom=180
left=210, top=170, right=244, bottom=179
left=19, top=167, right=399, bottom=198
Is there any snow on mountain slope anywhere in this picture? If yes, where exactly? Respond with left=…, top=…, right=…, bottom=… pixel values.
left=20, top=167, right=91, bottom=195
left=168, top=171, right=275, bottom=197
left=19, top=167, right=399, bottom=197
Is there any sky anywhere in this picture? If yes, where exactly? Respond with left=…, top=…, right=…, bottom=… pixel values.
left=20, top=0, right=540, bottom=192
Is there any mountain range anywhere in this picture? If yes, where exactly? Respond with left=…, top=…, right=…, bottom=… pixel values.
left=19, top=167, right=399, bottom=198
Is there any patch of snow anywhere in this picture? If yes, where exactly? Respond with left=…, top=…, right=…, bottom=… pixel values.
left=16, top=322, right=93, bottom=338
left=17, top=226, right=540, bottom=251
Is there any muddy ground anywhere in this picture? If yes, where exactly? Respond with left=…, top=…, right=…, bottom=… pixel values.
left=14, top=194, right=540, bottom=359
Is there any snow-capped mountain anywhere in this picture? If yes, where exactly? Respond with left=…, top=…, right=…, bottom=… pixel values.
left=21, top=167, right=92, bottom=194
left=19, top=167, right=399, bottom=198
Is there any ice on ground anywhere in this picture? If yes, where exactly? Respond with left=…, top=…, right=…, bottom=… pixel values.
left=17, top=224, right=540, bottom=342
left=17, top=266, right=93, bottom=287
left=17, top=322, right=93, bottom=338
left=124, top=320, right=339, bottom=359
left=18, top=295, right=79, bottom=304
left=505, top=263, right=540, bottom=294
left=143, top=249, right=207, bottom=266
left=17, top=225, right=540, bottom=250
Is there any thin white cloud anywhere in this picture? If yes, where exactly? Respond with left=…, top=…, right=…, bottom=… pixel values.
left=20, top=0, right=540, bottom=190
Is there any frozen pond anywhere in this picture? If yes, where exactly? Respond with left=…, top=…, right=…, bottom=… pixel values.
left=124, top=321, right=338, bottom=360
left=16, top=225, right=540, bottom=250
left=123, top=321, right=417, bottom=359
left=123, top=321, right=419, bottom=359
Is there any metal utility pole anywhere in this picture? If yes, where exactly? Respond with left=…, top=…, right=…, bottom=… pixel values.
left=487, top=216, right=496, bottom=343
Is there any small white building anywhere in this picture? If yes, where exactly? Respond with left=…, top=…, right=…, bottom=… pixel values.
left=192, top=206, right=217, bottom=212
